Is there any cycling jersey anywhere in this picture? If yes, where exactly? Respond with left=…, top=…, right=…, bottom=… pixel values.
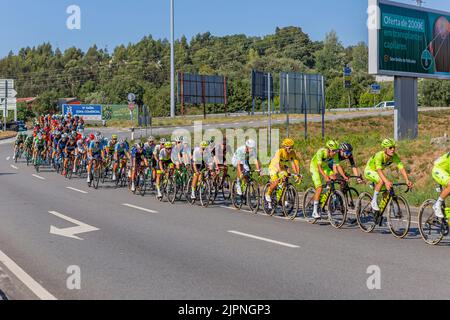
left=143, top=143, right=155, bottom=160
left=432, top=152, right=450, bottom=187
left=89, top=141, right=104, bottom=155
left=328, top=153, right=355, bottom=171
left=159, top=148, right=172, bottom=162
left=115, top=143, right=129, bottom=157
left=310, top=148, right=338, bottom=188
left=270, top=148, right=300, bottom=172
left=58, top=139, right=67, bottom=151
left=66, top=141, right=77, bottom=153
left=107, top=140, right=118, bottom=156
left=366, top=151, right=404, bottom=171
left=365, top=151, right=404, bottom=184
left=232, top=145, right=257, bottom=170
left=34, top=138, right=45, bottom=149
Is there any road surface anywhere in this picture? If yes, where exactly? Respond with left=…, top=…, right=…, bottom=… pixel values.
left=0, top=142, right=449, bottom=300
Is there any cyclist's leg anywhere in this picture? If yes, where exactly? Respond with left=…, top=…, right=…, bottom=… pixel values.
left=432, top=168, right=450, bottom=218
left=191, top=164, right=201, bottom=199
left=364, top=166, right=384, bottom=210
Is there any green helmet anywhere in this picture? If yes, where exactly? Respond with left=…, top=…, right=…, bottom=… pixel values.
left=200, top=141, right=209, bottom=148
left=326, top=140, right=340, bottom=151
left=381, top=138, right=396, bottom=149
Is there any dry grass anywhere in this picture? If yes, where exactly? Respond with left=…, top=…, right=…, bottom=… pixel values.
left=0, top=131, right=17, bottom=140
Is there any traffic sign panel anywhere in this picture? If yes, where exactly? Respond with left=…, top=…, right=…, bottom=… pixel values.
left=127, top=93, right=136, bottom=103
left=0, top=79, right=14, bottom=88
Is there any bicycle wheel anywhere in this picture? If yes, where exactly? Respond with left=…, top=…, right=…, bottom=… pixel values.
left=356, top=192, right=377, bottom=233
left=231, top=180, right=244, bottom=210
left=387, top=196, right=411, bottom=239
left=262, top=184, right=277, bottom=216
left=212, top=175, right=220, bottom=203
left=199, top=180, right=211, bottom=208
left=283, top=185, right=299, bottom=220
left=345, top=187, right=359, bottom=211
left=115, top=170, right=121, bottom=188
left=66, top=160, right=73, bottom=180
left=93, top=167, right=101, bottom=190
left=138, top=172, right=147, bottom=197
left=327, top=190, right=347, bottom=229
left=302, top=188, right=317, bottom=224
left=186, top=176, right=196, bottom=205
left=418, top=200, right=445, bottom=245
left=221, top=175, right=232, bottom=201
left=247, top=181, right=260, bottom=214
left=167, top=177, right=177, bottom=204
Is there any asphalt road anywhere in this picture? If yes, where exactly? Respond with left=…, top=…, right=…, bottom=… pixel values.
left=0, top=141, right=449, bottom=300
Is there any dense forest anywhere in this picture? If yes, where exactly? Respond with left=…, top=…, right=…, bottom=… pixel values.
left=0, top=26, right=449, bottom=118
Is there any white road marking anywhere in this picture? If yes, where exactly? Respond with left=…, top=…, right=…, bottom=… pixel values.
left=66, top=187, right=88, bottom=194
left=6, top=156, right=10, bottom=161
left=0, top=249, right=57, bottom=300
left=49, top=211, right=100, bottom=240
left=228, top=230, right=300, bottom=248
left=10, top=165, right=18, bottom=170
left=32, top=174, right=46, bottom=180
left=122, top=203, right=158, bottom=214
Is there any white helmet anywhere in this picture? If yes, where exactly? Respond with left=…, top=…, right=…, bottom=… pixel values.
left=246, top=139, right=257, bottom=149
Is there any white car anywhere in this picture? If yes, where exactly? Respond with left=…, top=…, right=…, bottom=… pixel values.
left=374, top=101, right=395, bottom=109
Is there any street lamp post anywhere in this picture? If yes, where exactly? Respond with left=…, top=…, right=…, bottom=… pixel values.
left=170, top=0, right=175, bottom=118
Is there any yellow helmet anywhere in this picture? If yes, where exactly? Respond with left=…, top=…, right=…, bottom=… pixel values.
left=282, top=138, right=295, bottom=148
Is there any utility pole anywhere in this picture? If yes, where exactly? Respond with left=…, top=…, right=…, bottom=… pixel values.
left=170, top=0, right=175, bottom=118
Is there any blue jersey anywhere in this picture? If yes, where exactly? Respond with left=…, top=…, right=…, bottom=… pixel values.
left=89, top=141, right=104, bottom=155
left=58, top=139, right=67, bottom=151
left=115, top=143, right=129, bottom=156
left=53, top=138, right=60, bottom=149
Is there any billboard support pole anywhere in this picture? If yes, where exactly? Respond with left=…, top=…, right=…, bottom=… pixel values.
left=202, top=76, right=206, bottom=120
left=394, top=76, right=418, bottom=141
left=268, top=73, right=272, bottom=150
left=286, top=74, right=290, bottom=138
left=303, top=74, right=308, bottom=140
left=321, top=76, right=326, bottom=139
left=4, top=80, right=7, bottom=131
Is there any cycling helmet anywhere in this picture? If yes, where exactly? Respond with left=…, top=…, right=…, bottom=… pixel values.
left=164, top=142, right=173, bottom=149
left=160, top=138, right=167, bottom=144
left=148, top=136, right=155, bottom=142
left=340, top=142, right=353, bottom=153
left=381, top=138, right=396, bottom=149
left=326, top=140, right=340, bottom=151
left=282, top=138, right=295, bottom=148
left=61, top=134, right=68, bottom=139
left=200, top=141, right=209, bottom=148
left=246, top=139, right=257, bottom=149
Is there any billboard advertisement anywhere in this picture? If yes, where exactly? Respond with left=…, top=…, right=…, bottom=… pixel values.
left=62, top=104, right=102, bottom=121
left=369, top=0, right=450, bottom=79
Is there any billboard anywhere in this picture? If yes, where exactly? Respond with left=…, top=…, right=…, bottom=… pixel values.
left=62, top=104, right=102, bottom=121
left=177, top=73, right=227, bottom=105
left=251, top=70, right=274, bottom=99
left=279, top=73, right=325, bottom=115
left=369, top=0, right=450, bottom=79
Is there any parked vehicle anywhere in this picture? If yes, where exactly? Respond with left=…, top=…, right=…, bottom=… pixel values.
left=374, top=101, right=395, bottom=109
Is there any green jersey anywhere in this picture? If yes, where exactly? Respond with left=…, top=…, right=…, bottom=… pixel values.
left=366, top=151, right=404, bottom=171
left=434, top=152, right=450, bottom=173
left=310, top=148, right=340, bottom=171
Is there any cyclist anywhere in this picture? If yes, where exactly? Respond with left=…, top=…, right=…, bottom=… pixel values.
left=143, top=136, right=156, bottom=182
left=364, top=138, right=413, bottom=212
left=171, top=136, right=185, bottom=170
left=154, top=138, right=167, bottom=164
left=112, top=138, right=130, bottom=181
left=106, top=135, right=118, bottom=159
left=265, top=138, right=301, bottom=208
left=156, top=142, right=174, bottom=199
left=75, top=134, right=87, bottom=173
left=216, top=136, right=233, bottom=181
left=63, top=135, right=77, bottom=176
left=309, top=140, right=341, bottom=219
left=232, top=139, right=262, bottom=195
left=13, top=133, right=25, bottom=160
left=87, top=136, right=105, bottom=184
left=33, top=132, right=46, bottom=165
left=191, top=141, right=210, bottom=200
left=328, top=143, right=364, bottom=183
left=432, top=152, right=450, bottom=218
left=24, top=134, right=34, bottom=158
left=130, top=143, right=148, bottom=193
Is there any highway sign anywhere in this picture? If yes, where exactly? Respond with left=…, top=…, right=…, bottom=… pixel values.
left=0, top=79, right=14, bottom=88
left=127, top=93, right=136, bottom=103
left=0, top=88, right=17, bottom=98
left=371, top=84, right=381, bottom=94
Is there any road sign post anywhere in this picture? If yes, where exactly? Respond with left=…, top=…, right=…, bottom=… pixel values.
left=4, top=80, right=7, bottom=132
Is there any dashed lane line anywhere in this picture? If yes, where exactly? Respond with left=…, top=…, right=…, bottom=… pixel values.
left=228, top=230, right=300, bottom=248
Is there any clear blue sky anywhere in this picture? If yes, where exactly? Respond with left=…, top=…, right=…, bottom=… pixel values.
left=1, top=0, right=449, bottom=58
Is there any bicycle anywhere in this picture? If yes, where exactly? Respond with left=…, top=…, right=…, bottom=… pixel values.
left=88, top=157, right=103, bottom=190
left=188, top=168, right=212, bottom=208
left=115, top=159, right=129, bottom=189
left=302, top=179, right=348, bottom=228
left=168, top=165, right=191, bottom=204
left=418, top=186, right=449, bottom=245
left=34, top=149, right=45, bottom=173
left=263, top=173, right=302, bottom=219
left=355, top=183, right=411, bottom=239
left=231, top=170, right=261, bottom=214
left=14, top=145, right=24, bottom=163
left=134, top=164, right=148, bottom=197
left=65, top=153, right=75, bottom=180
left=212, top=166, right=232, bottom=203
